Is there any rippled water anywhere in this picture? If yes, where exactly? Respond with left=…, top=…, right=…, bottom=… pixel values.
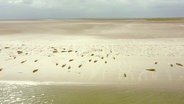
left=1, top=83, right=184, bottom=104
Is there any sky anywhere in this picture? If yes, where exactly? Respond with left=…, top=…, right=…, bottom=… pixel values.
left=0, top=0, right=184, bottom=19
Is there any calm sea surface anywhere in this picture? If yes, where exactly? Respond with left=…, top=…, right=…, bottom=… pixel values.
left=1, top=82, right=184, bottom=104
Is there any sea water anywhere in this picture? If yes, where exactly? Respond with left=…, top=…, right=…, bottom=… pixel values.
left=1, top=82, right=184, bottom=104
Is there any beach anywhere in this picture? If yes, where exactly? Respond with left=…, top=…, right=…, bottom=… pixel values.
left=0, top=19, right=184, bottom=103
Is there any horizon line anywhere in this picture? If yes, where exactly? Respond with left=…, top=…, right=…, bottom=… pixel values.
left=0, top=17, right=184, bottom=21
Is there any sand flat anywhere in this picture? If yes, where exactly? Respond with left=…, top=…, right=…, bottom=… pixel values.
left=0, top=19, right=184, bottom=89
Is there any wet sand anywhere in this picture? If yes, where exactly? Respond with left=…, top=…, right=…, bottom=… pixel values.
left=1, top=18, right=184, bottom=40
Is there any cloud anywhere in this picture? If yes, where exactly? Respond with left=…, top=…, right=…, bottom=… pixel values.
left=0, top=0, right=184, bottom=19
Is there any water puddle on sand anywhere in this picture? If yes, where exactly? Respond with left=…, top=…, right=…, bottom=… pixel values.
left=1, top=83, right=184, bottom=104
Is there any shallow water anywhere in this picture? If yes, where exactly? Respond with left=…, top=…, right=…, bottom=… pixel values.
left=1, top=83, right=184, bottom=104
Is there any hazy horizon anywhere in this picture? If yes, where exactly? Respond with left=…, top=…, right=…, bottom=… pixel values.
left=0, top=0, right=184, bottom=19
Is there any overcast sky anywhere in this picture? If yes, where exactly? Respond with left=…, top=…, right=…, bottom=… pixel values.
left=0, top=0, right=184, bottom=19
